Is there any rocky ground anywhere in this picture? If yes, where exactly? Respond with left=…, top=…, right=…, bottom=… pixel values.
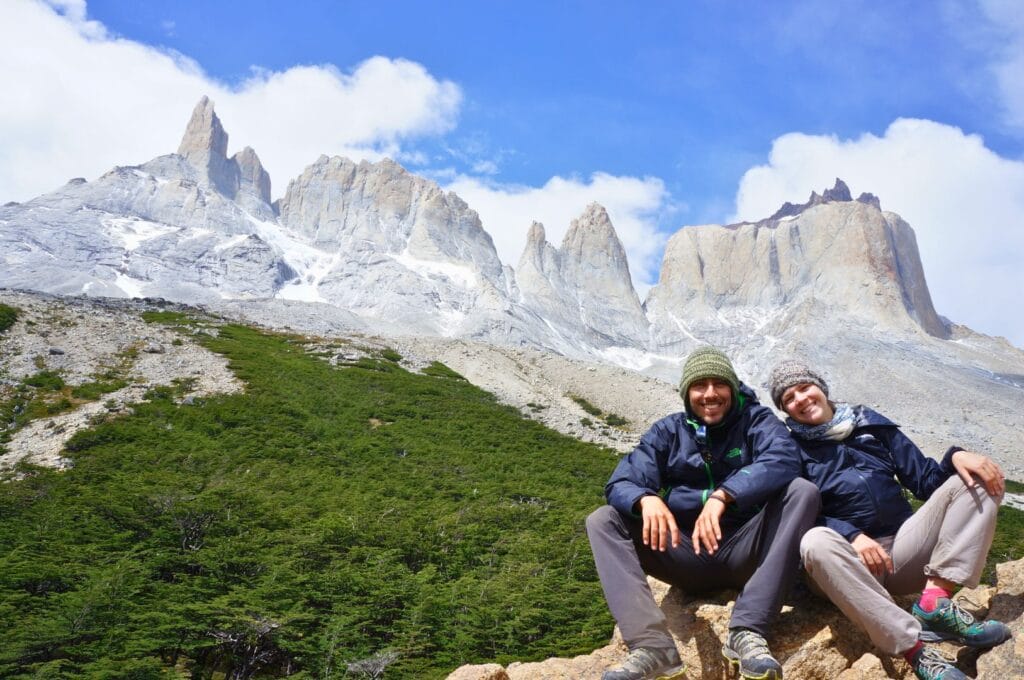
left=0, top=291, right=241, bottom=472
left=447, top=559, right=1024, bottom=680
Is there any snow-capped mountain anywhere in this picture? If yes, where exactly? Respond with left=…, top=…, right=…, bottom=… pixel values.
left=2, top=98, right=1023, bottom=467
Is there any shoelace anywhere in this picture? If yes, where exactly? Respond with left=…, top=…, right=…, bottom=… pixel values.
left=733, top=632, right=771, bottom=658
left=623, top=648, right=660, bottom=673
left=916, top=647, right=955, bottom=677
left=942, top=598, right=980, bottom=629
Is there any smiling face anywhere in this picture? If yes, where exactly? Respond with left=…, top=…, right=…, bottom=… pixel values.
left=780, top=383, right=834, bottom=425
left=687, top=378, right=733, bottom=426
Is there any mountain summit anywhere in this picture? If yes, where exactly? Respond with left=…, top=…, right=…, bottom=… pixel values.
left=1, top=97, right=1022, bottom=462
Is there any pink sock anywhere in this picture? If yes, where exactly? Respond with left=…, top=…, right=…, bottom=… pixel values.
left=917, top=587, right=951, bottom=612
left=902, top=641, right=924, bottom=663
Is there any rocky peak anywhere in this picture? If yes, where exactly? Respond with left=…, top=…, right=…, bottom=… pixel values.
left=769, top=178, right=876, bottom=220
left=515, top=204, right=647, bottom=347
left=231, top=146, right=271, bottom=206
left=821, top=177, right=852, bottom=202
left=176, top=97, right=233, bottom=195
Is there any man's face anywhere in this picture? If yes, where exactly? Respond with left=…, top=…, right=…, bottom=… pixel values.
left=688, top=378, right=733, bottom=425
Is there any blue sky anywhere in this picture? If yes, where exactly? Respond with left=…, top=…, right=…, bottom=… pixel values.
left=2, top=0, right=1023, bottom=347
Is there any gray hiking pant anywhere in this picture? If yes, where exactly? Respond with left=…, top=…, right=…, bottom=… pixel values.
left=586, top=478, right=820, bottom=650
left=800, top=475, right=1002, bottom=655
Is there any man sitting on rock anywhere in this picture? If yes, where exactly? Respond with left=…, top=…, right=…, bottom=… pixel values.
left=587, top=346, right=820, bottom=680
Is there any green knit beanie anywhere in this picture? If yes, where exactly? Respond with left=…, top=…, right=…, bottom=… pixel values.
left=679, top=346, right=740, bottom=408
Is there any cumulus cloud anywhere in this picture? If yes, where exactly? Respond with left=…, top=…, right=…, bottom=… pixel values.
left=977, top=0, right=1024, bottom=130
left=446, top=173, right=672, bottom=295
left=733, top=118, right=1024, bottom=347
left=0, top=0, right=461, bottom=203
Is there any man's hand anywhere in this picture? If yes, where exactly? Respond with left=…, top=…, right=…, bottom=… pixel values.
left=952, top=450, right=1005, bottom=497
left=851, top=533, right=893, bottom=577
left=638, top=495, right=680, bottom=552
left=692, top=490, right=730, bottom=556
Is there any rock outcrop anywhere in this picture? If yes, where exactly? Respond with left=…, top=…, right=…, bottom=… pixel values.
left=446, top=558, right=1024, bottom=679
left=516, top=204, right=648, bottom=348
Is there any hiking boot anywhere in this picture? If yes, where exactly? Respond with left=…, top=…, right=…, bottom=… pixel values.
left=601, top=646, right=686, bottom=680
left=722, top=628, right=782, bottom=679
left=913, top=597, right=1012, bottom=648
left=908, top=645, right=967, bottom=680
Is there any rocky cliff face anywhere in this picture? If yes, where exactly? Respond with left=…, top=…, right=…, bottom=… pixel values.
left=516, top=204, right=648, bottom=348
left=645, top=179, right=947, bottom=357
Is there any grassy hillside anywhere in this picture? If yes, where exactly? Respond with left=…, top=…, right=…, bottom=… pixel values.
left=0, top=313, right=617, bottom=678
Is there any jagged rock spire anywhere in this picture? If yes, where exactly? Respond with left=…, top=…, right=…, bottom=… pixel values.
left=515, top=203, right=647, bottom=346
left=176, top=97, right=271, bottom=207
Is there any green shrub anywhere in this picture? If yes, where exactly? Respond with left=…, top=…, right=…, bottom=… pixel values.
left=71, top=379, right=128, bottom=400
left=0, top=322, right=613, bottom=678
left=421, top=361, right=466, bottom=380
left=0, top=303, right=18, bottom=333
left=569, top=395, right=602, bottom=416
left=24, top=370, right=65, bottom=391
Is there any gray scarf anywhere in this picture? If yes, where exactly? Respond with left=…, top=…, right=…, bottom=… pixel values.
left=787, top=402, right=855, bottom=442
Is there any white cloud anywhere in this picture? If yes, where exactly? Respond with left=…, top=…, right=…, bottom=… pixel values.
left=0, top=0, right=461, bottom=203
left=446, top=173, right=671, bottom=295
left=733, top=118, right=1024, bottom=347
left=978, top=0, right=1024, bottom=130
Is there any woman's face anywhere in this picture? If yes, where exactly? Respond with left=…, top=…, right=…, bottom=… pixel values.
left=780, top=383, right=834, bottom=425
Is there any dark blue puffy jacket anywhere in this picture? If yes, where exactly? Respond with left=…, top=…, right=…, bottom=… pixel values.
left=605, top=384, right=802, bottom=531
left=795, top=405, right=959, bottom=541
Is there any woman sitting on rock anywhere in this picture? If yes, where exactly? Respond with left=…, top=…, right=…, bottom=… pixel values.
left=767, top=360, right=1011, bottom=680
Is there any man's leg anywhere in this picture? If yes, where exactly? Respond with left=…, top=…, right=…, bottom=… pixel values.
left=721, top=477, right=821, bottom=634
left=800, top=526, right=920, bottom=655
left=586, top=504, right=710, bottom=650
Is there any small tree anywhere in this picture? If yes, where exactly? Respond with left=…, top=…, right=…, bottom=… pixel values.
left=345, top=650, right=399, bottom=679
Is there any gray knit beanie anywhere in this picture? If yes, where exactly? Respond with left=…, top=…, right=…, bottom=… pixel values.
left=679, top=346, right=740, bottom=408
left=767, top=359, right=829, bottom=409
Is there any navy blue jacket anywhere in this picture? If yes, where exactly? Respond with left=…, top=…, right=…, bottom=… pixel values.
left=795, top=405, right=959, bottom=541
left=605, top=384, right=802, bottom=532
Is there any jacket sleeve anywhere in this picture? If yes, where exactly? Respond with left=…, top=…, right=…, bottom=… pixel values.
left=718, top=406, right=803, bottom=510
left=874, top=427, right=955, bottom=501
left=605, top=418, right=673, bottom=516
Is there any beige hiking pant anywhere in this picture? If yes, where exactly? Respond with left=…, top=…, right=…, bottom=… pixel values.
left=800, top=475, right=1001, bottom=655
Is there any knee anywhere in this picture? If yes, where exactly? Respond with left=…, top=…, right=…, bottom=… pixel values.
left=586, top=504, right=622, bottom=537
left=786, top=477, right=821, bottom=509
left=800, top=526, right=842, bottom=566
left=945, top=474, right=1003, bottom=513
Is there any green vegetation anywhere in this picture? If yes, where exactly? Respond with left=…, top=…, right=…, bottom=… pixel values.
left=0, top=322, right=615, bottom=678
left=420, top=361, right=467, bottom=381
left=1004, top=479, right=1024, bottom=494
left=569, top=394, right=630, bottom=429
left=0, top=303, right=18, bottom=333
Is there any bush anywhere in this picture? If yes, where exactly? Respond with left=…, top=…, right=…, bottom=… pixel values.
left=0, top=322, right=613, bottom=678
left=0, top=303, right=18, bottom=333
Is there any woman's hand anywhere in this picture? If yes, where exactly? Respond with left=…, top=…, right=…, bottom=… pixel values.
left=638, top=495, right=680, bottom=552
left=851, top=533, right=893, bottom=577
left=952, top=450, right=1005, bottom=497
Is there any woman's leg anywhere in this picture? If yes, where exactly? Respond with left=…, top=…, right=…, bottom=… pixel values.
left=800, top=526, right=920, bottom=655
